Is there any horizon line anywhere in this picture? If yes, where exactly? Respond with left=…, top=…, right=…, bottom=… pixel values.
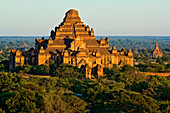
left=0, top=35, right=170, bottom=37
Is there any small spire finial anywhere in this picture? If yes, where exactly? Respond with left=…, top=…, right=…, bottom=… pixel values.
left=155, top=42, right=159, bottom=50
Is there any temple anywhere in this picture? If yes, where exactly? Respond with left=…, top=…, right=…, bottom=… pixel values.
left=10, top=9, right=133, bottom=78
left=151, top=42, right=163, bottom=58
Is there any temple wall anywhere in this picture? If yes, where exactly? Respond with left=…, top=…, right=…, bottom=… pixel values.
left=129, top=57, right=133, bottom=66
left=38, top=54, right=45, bottom=65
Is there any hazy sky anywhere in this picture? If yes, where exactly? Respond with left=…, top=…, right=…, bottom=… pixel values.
left=0, top=0, right=170, bottom=36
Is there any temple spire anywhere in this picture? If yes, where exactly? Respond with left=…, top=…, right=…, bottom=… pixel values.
left=54, top=9, right=95, bottom=39
left=155, top=42, right=159, bottom=50
left=63, top=9, right=81, bottom=23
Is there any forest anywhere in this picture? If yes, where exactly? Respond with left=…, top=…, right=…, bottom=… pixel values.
left=0, top=64, right=170, bottom=112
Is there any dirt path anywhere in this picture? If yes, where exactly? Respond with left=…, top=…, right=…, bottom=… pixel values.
left=23, top=74, right=51, bottom=79
left=141, top=72, right=170, bottom=78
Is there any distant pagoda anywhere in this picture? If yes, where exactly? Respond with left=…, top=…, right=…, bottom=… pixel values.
left=151, top=42, right=163, bottom=58
left=10, top=9, right=133, bottom=78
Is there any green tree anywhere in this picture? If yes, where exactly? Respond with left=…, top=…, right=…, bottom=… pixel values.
left=156, top=57, right=164, bottom=65
left=121, top=65, right=139, bottom=72
left=0, top=64, right=4, bottom=71
left=32, top=64, right=50, bottom=75
left=54, top=64, right=84, bottom=78
left=106, top=89, right=161, bottom=113
left=23, top=65, right=32, bottom=73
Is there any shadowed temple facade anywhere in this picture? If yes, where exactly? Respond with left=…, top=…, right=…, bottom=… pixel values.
left=10, top=9, right=133, bottom=78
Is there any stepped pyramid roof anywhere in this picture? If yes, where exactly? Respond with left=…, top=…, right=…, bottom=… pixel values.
left=36, top=9, right=110, bottom=55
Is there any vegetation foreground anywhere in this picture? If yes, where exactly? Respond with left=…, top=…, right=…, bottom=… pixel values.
left=0, top=64, right=169, bottom=113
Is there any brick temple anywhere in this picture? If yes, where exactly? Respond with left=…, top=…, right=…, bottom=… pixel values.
left=10, top=9, right=133, bottom=78
left=151, top=42, right=163, bottom=58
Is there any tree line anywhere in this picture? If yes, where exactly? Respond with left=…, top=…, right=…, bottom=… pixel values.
left=0, top=64, right=169, bottom=112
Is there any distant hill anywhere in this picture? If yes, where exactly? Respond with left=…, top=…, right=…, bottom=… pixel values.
left=96, top=36, right=170, bottom=41
left=0, top=36, right=170, bottom=41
